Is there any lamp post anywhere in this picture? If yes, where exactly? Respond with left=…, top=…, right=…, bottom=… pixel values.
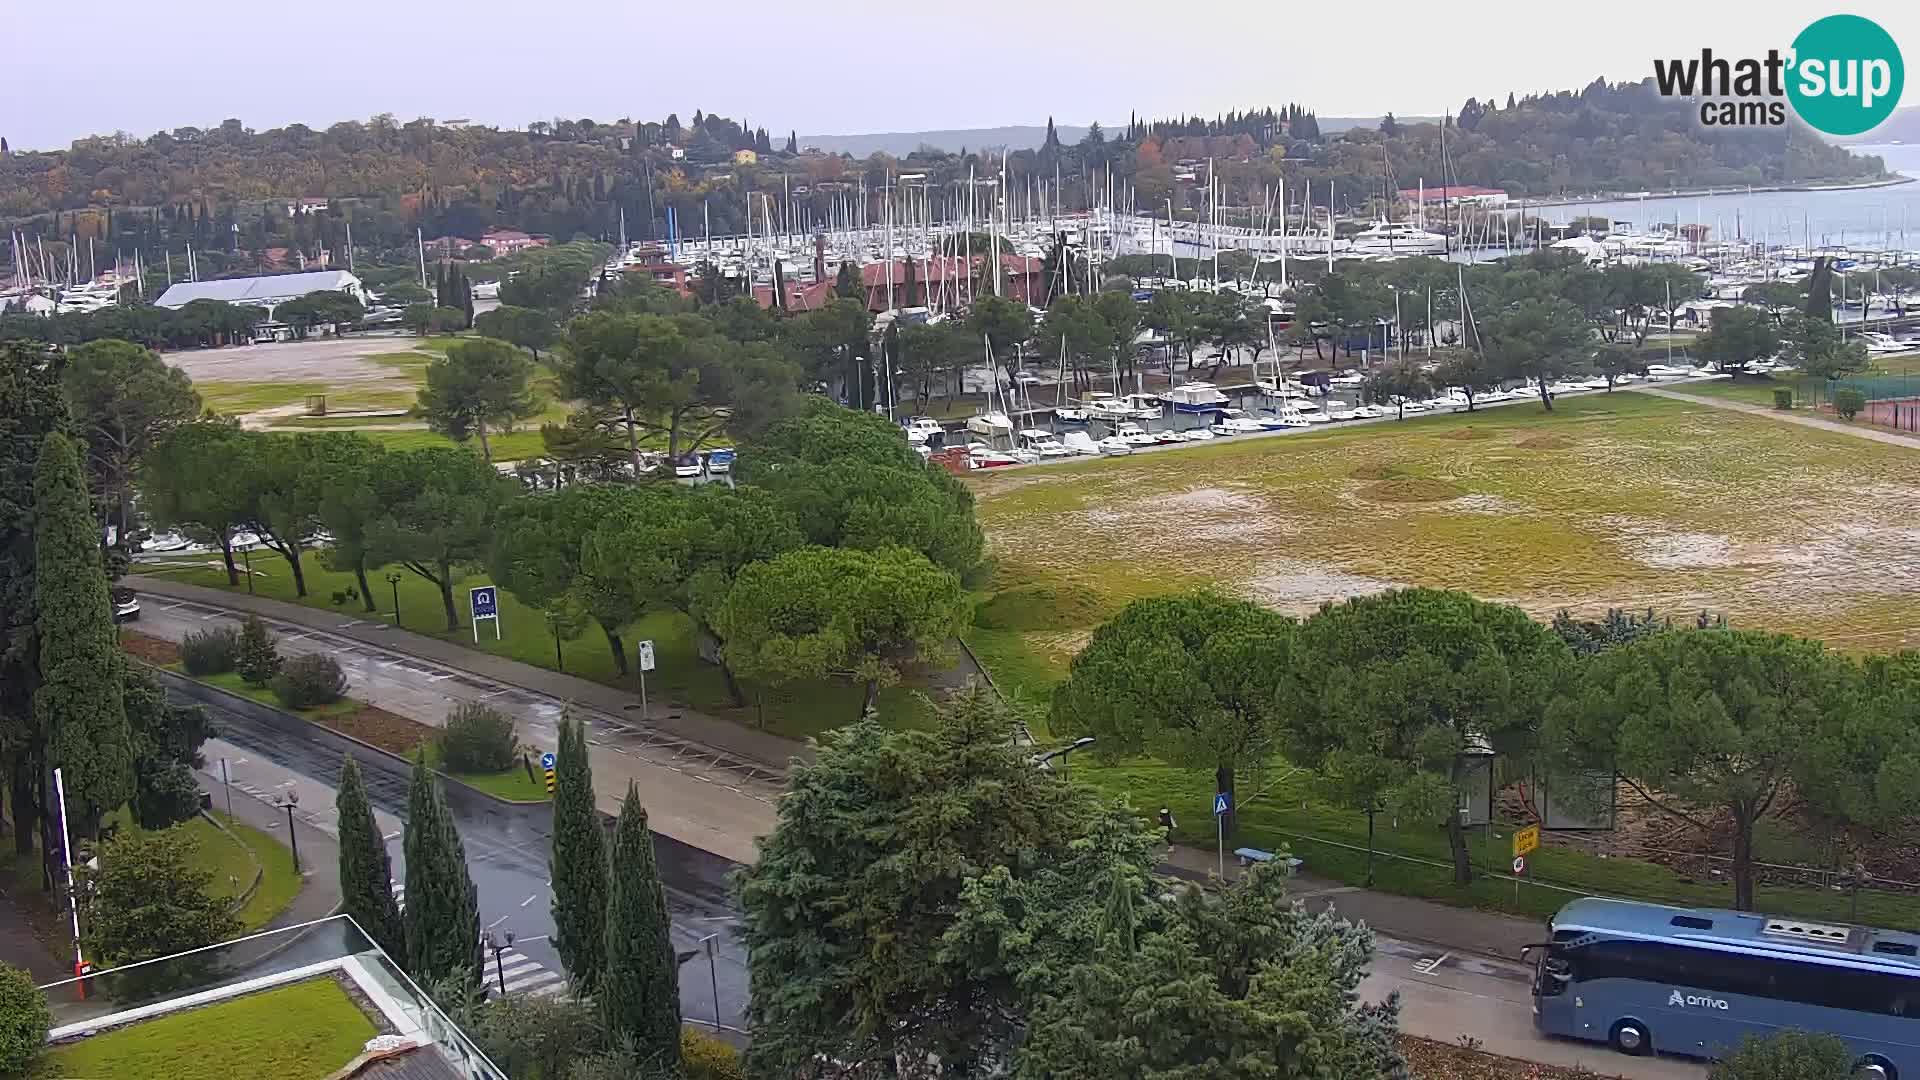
left=1033, top=736, right=1096, bottom=779
left=239, top=541, right=255, bottom=594
left=483, top=929, right=516, bottom=997
left=274, top=790, right=300, bottom=871
left=386, top=572, right=404, bottom=629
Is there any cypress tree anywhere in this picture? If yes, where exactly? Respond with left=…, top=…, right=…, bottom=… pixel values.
left=2, top=346, right=68, bottom=857
left=33, top=433, right=131, bottom=837
left=549, top=712, right=609, bottom=992
left=403, top=753, right=479, bottom=991
left=457, top=266, right=474, bottom=329
left=337, top=755, right=405, bottom=962
left=600, top=782, right=680, bottom=1066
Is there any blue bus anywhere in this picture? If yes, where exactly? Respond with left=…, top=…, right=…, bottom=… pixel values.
left=1530, top=898, right=1920, bottom=1077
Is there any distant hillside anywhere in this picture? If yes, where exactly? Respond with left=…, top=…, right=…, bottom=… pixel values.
left=1841, top=105, right=1920, bottom=145
left=798, top=126, right=1090, bottom=157
left=798, top=117, right=1442, bottom=156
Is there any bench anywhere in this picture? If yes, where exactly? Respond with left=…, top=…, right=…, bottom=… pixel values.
left=1233, top=848, right=1305, bottom=875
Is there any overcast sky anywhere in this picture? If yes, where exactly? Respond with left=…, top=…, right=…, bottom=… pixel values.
left=8, top=1, right=1916, bottom=150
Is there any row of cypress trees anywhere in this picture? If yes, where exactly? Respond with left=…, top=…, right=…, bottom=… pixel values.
left=333, top=710, right=681, bottom=1067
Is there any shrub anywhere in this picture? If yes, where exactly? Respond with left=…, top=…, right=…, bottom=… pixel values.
left=0, top=963, right=49, bottom=1076
left=132, top=761, right=204, bottom=830
left=439, top=702, right=518, bottom=773
left=1834, top=387, right=1867, bottom=421
left=272, top=653, right=348, bottom=710
left=234, top=615, right=281, bottom=687
left=1708, top=1029, right=1853, bottom=1079
left=180, top=626, right=241, bottom=676
left=1772, top=387, right=1793, bottom=410
left=681, top=1028, right=745, bottom=1080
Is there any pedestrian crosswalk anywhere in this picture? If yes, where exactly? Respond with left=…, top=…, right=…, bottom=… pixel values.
left=391, top=885, right=569, bottom=999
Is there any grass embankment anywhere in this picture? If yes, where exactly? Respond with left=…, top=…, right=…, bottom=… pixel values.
left=963, top=391, right=1920, bottom=928
left=139, top=561, right=933, bottom=742
left=99, top=808, right=301, bottom=931
left=39, top=976, right=376, bottom=1079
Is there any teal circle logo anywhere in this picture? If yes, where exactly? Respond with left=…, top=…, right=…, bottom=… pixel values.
left=1787, top=15, right=1904, bottom=136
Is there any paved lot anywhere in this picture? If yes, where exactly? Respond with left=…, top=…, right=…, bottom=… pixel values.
left=162, top=332, right=421, bottom=388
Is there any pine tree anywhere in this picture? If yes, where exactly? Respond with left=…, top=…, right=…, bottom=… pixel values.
left=32, top=433, right=132, bottom=836
left=337, top=756, right=405, bottom=962
left=834, top=260, right=861, bottom=299
left=458, top=266, right=474, bottom=329
left=549, top=712, right=609, bottom=992
left=235, top=615, right=281, bottom=687
left=403, top=754, right=480, bottom=991
left=785, top=131, right=797, bottom=155
left=600, top=781, right=680, bottom=1066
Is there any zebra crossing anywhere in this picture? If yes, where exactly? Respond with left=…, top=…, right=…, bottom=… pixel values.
left=392, top=886, right=568, bottom=999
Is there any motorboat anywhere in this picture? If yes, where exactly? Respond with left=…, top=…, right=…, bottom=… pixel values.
left=705, top=447, right=735, bottom=475
left=1164, top=382, right=1232, bottom=413
left=966, top=412, right=1016, bottom=442
left=1151, top=428, right=1186, bottom=444
left=1349, top=220, right=1449, bottom=256
left=1182, top=428, right=1217, bottom=441
left=1115, top=422, right=1158, bottom=447
left=1301, top=408, right=1332, bottom=424
left=1258, top=409, right=1311, bottom=430
left=1081, top=393, right=1137, bottom=423
left=1293, top=397, right=1322, bottom=412
left=1097, top=435, right=1134, bottom=456
left=903, top=416, right=945, bottom=444
left=968, top=444, right=1022, bottom=468
left=1327, top=371, right=1367, bottom=387
left=1397, top=399, right=1429, bottom=413
left=1060, top=431, right=1101, bottom=455
left=1351, top=404, right=1386, bottom=419
left=1017, top=429, right=1073, bottom=458
left=1053, top=407, right=1089, bottom=423
left=1209, top=409, right=1265, bottom=435
left=228, top=530, right=262, bottom=548
left=140, top=531, right=191, bottom=553
left=1860, top=332, right=1916, bottom=355
left=1121, top=393, right=1164, bottom=419
left=1325, top=406, right=1359, bottom=421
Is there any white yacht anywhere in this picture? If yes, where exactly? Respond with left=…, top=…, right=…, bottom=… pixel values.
left=1081, top=393, right=1137, bottom=422
left=1165, top=382, right=1231, bottom=413
left=1209, top=409, right=1265, bottom=435
left=1349, top=221, right=1449, bottom=256
left=1121, top=393, right=1164, bottom=419
left=1114, top=422, right=1158, bottom=447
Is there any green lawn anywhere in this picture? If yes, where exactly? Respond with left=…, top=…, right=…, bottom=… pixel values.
left=39, top=976, right=376, bottom=1079
left=1656, top=375, right=1811, bottom=408
left=1079, top=759, right=1920, bottom=930
left=174, top=668, right=361, bottom=722
left=145, top=559, right=929, bottom=741
left=418, top=744, right=551, bottom=803
left=275, top=413, right=415, bottom=428
left=102, top=810, right=302, bottom=931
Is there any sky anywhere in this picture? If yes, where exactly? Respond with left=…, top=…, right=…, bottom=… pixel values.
left=6, top=1, right=1918, bottom=151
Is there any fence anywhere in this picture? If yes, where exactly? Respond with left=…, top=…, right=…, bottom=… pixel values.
left=1831, top=374, right=1920, bottom=403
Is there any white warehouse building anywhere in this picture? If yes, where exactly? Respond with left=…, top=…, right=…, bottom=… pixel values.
left=154, top=269, right=366, bottom=313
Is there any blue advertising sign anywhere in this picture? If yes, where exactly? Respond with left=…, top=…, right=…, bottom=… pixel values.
left=470, top=586, right=498, bottom=618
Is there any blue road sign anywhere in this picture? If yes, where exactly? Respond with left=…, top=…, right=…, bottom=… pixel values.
left=470, top=585, right=498, bottom=618
left=540, top=752, right=556, bottom=770
left=1213, top=792, right=1230, bottom=816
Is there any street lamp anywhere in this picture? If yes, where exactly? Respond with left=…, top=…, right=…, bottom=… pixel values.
left=483, top=928, right=516, bottom=997
left=274, top=790, right=300, bottom=872
left=675, top=932, right=725, bottom=1028
left=239, top=541, right=255, bottom=594
left=386, top=572, right=404, bottom=629
left=1033, top=736, right=1096, bottom=778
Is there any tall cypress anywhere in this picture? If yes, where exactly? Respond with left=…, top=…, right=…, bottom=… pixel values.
left=337, top=755, right=405, bottom=962
left=403, top=753, right=479, bottom=991
left=600, top=782, right=680, bottom=1066
left=549, top=712, right=609, bottom=992
left=33, top=433, right=131, bottom=837
left=457, top=266, right=474, bottom=328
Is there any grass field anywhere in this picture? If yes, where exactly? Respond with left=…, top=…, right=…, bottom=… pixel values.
left=142, top=558, right=931, bottom=741
left=39, top=976, right=376, bottom=1079
left=102, top=809, right=303, bottom=931
left=967, top=389, right=1920, bottom=925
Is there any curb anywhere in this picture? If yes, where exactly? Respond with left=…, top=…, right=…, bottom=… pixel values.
left=144, top=663, right=547, bottom=810
left=198, top=809, right=266, bottom=916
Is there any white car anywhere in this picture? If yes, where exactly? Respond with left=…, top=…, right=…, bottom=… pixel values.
left=1115, top=422, right=1158, bottom=447
left=1097, top=436, right=1134, bottom=456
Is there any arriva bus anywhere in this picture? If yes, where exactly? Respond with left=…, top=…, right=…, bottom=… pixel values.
left=1529, top=898, right=1920, bottom=1077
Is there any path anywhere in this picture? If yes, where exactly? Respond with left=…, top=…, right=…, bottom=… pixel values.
left=1635, top=385, right=1920, bottom=450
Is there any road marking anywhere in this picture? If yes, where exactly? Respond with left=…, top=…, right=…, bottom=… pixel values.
left=1413, top=953, right=1452, bottom=976
left=200, top=611, right=223, bottom=621
left=429, top=673, right=456, bottom=682
left=486, top=914, right=511, bottom=930
left=520, top=894, right=538, bottom=908
left=382, top=830, right=401, bottom=841
left=339, top=620, right=362, bottom=628
left=515, top=934, right=548, bottom=944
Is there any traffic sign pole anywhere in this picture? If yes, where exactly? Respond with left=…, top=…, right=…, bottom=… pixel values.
left=1213, top=791, right=1231, bottom=879
left=636, top=640, right=656, bottom=720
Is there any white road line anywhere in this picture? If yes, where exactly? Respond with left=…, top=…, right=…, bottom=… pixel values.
left=515, top=934, right=549, bottom=944
left=502, top=972, right=563, bottom=993
left=486, top=914, right=511, bottom=930
left=200, top=611, right=223, bottom=620
left=339, top=620, right=362, bottom=628
left=430, top=673, right=456, bottom=682
left=382, top=830, right=401, bottom=841
left=520, top=894, right=537, bottom=908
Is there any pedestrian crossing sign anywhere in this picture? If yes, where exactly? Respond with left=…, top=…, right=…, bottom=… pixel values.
left=1213, top=792, right=1230, bottom=816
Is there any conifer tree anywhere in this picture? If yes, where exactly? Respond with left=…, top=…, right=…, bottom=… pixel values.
left=337, top=756, right=405, bottom=962
left=403, top=754, right=479, bottom=991
left=33, top=432, right=131, bottom=836
left=549, top=712, right=609, bottom=992
left=600, top=782, right=679, bottom=1066
left=234, top=615, right=281, bottom=687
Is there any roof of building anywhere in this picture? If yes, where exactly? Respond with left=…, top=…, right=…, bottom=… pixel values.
left=752, top=279, right=835, bottom=312
left=154, top=270, right=361, bottom=309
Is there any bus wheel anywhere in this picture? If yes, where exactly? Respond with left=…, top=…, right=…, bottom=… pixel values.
left=1854, top=1056, right=1895, bottom=1080
left=1609, top=1020, right=1650, bottom=1056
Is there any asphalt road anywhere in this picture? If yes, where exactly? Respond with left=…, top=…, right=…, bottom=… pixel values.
left=195, top=695, right=749, bottom=1029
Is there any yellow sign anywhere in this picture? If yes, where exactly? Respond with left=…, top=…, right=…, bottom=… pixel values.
left=1513, top=824, right=1540, bottom=858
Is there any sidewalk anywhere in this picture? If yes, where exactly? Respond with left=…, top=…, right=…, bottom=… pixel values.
left=1635, top=384, right=1920, bottom=450
left=128, top=576, right=809, bottom=772
left=1162, top=843, right=1541, bottom=961
left=195, top=762, right=344, bottom=967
